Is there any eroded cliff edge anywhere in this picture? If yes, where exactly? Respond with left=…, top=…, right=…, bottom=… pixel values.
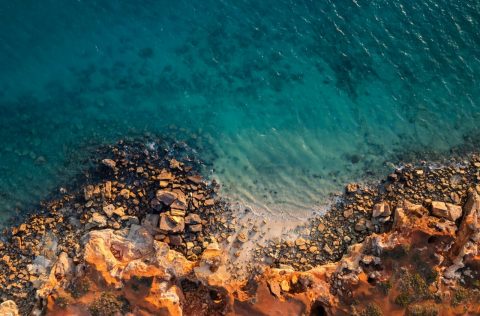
left=0, top=140, right=479, bottom=315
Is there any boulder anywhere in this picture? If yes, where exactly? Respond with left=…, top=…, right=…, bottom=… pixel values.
left=237, top=232, right=248, bottom=243
left=0, top=300, right=18, bottom=316
left=171, top=199, right=187, bottom=211
left=168, top=234, right=183, bottom=246
left=343, top=209, right=354, bottom=219
left=295, top=238, right=306, bottom=246
left=37, top=252, right=74, bottom=298
left=268, top=280, right=282, bottom=298
left=185, top=214, right=202, bottom=225
left=372, top=202, right=391, bottom=218
left=113, top=207, right=125, bottom=217
left=446, top=191, right=480, bottom=278
left=86, top=213, right=107, bottom=230
left=169, top=158, right=182, bottom=169
left=317, top=223, right=326, bottom=232
left=188, top=175, right=203, bottom=184
left=194, top=242, right=226, bottom=286
left=83, top=226, right=155, bottom=286
left=53, top=252, right=74, bottom=281
left=280, top=279, right=291, bottom=292
left=119, top=189, right=131, bottom=199
left=431, top=201, right=462, bottom=221
left=159, top=214, right=185, bottom=234
left=156, top=190, right=177, bottom=206
left=158, top=170, right=174, bottom=181
left=354, top=219, right=367, bottom=232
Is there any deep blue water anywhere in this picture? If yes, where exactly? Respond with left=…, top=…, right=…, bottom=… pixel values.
left=0, top=0, right=479, bottom=221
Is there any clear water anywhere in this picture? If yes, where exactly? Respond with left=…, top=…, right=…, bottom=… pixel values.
left=0, top=0, right=479, bottom=221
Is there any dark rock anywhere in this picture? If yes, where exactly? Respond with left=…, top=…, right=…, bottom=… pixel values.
left=150, top=198, right=162, bottom=211
left=168, top=234, right=183, bottom=246
left=171, top=199, right=187, bottom=210
left=156, top=190, right=177, bottom=206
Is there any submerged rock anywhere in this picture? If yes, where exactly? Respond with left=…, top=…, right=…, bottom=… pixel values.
left=101, top=158, right=117, bottom=169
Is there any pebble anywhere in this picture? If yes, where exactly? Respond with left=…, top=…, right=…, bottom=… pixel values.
left=237, top=232, right=248, bottom=243
left=295, top=238, right=306, bottom=246
left=317, top=223, right=326, bottom=232
left=343, top=209, right=354, bottom=219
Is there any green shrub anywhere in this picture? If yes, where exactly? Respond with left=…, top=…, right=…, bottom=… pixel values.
left=406, top=303, right=439, bottom=316
left=451, top=286, right=469, bottom=306
left=88, top=292, right=129, bottom=316
left=360, top=303, right=383, bottom=316
left=377, top=280, right=392, bottom=295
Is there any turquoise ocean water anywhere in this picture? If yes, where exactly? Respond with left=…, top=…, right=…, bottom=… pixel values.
left=0, top=0, right=479, bottom=221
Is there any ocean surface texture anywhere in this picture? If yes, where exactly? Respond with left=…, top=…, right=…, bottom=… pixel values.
left=0, top=0, right=479, bottom=221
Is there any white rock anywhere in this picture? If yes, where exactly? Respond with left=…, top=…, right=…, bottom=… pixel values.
left=0, top=300, right=19, bottom=316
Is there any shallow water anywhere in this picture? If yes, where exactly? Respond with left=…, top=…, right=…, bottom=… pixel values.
left=0, top=0, right=479, bottom=221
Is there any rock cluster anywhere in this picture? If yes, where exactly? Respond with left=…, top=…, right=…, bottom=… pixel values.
left=0, top=139, right=232, bottom=314
left=322, top=190, right=480, bottom=315
left=258, top=157, right=480, bottom=271
left=43, top=189, right=480, bottom=315
left=79, top=146, right=232, bottom=262
left=0, top=140, right=480, bottom=315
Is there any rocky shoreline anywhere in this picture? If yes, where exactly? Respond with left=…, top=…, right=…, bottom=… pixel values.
left=0, top=139, right=480, bottom=315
